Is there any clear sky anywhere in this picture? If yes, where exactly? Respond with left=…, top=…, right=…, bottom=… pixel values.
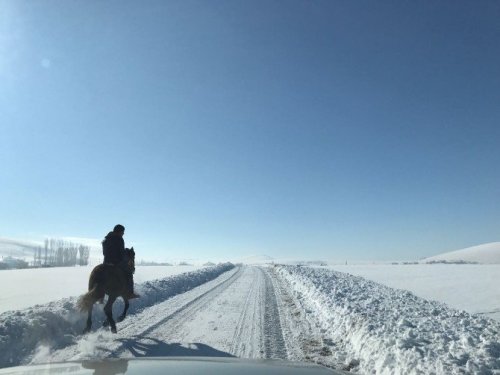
left=1, top=1, right=499, bottom=262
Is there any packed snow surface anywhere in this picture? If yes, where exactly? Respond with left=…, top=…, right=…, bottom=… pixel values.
left=423, top=242, right=500, bottom=264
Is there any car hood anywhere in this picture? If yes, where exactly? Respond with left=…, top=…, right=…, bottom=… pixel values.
left=0, top=357, right=348, bottom=374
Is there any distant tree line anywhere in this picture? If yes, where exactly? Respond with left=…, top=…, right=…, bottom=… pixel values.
left=0, top=257, right=29, bottom=270
left=136, top=259, right=173, bottom=266
left=32, top=238, right=90, bottom=267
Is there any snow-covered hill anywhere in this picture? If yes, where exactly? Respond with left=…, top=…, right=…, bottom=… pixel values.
left=236, top=255, right=328, bottom=266
left=423, top=242, right=500, bottom=264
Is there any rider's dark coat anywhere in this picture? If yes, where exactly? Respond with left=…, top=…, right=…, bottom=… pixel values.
left=102, top=232, right=125, bottom=265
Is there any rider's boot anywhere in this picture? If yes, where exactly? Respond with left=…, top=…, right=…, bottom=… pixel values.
left=127, top=274, right=140, bottom=299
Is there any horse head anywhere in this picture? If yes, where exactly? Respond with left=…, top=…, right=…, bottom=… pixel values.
left=125, top=247, right=136, bottom=272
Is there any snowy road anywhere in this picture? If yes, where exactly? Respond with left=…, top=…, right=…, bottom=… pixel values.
left=13, top=264, right=499, bottom=374
left=39, top=266, right=300, bottom=364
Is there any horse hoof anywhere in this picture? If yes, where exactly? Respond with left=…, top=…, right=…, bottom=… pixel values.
left=111, top=327, right=117, bottom=334
left=83, top=328, right=91, bottom=334
left=102, top=320, right=109, bottom=327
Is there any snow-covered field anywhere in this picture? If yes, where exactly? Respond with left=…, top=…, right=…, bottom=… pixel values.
left=0, top=265, right=203, bottom=313
left=1, top=264, right=499, bottom=374
left=328, top=264, right=500, bottom=322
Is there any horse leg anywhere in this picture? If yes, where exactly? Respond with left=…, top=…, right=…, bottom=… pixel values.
left=83, top=304, right=93, bottom=334
left=117, top=298, right=129, bottom=322
left=102, top=295, right=110, bottom=327
left=104, top=295, right=118, bottom=333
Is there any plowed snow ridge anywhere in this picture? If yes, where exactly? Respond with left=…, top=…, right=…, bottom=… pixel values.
left=275, top=265, right=500, bottom=374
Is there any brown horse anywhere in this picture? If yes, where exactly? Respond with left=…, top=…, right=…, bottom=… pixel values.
left=78, top=248, right=136, bottom=334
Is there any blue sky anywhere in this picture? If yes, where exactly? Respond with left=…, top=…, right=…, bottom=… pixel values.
left=1, top=1, right=499, bottom=262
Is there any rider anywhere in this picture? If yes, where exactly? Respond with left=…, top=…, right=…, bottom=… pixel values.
left=102, top=224, right=139, bottom=299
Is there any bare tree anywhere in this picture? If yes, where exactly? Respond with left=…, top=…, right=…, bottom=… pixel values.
left=44, top=238, right=48, bottom=266
left=79, top=245, right=90, bottom=266
left=30, top=238, right=92, bottom=268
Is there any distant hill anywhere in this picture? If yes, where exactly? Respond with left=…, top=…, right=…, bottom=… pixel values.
left=236, top=256, right=329, bottom=266
left=238, top=255, right=274, bottom=264
left=423, top=242, right=500, bottom=264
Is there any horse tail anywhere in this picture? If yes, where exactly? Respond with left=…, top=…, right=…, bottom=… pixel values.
left=77, top=284, right=99, bottom=312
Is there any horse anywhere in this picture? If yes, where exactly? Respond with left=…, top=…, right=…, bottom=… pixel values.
left=78, top=247, right=136, bottom=334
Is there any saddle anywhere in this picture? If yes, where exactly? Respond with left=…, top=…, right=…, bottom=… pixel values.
left=103, top=260, right=134, bottom=274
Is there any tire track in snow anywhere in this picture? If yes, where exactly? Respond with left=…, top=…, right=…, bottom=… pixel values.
left=105, top=265, right=245, bottom=358
left=116, top=266, right=244, bottom=343
left=112, top=266, right=289, bottom=360
left=230, top=266, right=264, bottom=357
left=261, top=267, right=287, bottom=360
left=267, top=266, right=343, bottom=368
left=42, top=267, right=243, bottom=363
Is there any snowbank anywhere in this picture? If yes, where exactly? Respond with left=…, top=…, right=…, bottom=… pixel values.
left=328, top=264, right=500, bottom=322
left=274, top=265, right=500, bottom=374
left=0, top=263, right=234, bottom=369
